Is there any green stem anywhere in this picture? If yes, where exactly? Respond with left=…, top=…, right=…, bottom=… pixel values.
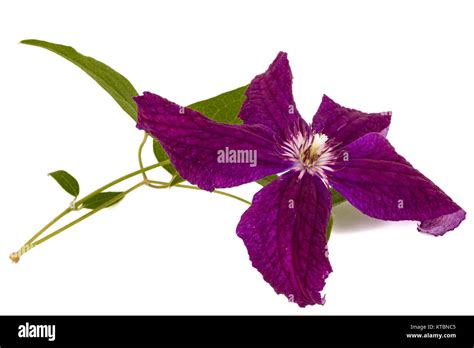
left=24, top=208, right=71, bottom=246
left=137, top=133, right=149, bottom=181
left=75, top=160, right=169, bottom=207
left=10, top=160, right=170, bottom=262
left=148, top=180, right=251, bottom=205
left=30, top=181, right=146, bottom=250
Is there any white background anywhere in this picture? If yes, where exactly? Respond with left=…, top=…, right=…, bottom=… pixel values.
left=0, top=0, right=472, bottom=315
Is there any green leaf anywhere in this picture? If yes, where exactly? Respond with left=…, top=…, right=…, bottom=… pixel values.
left=81, top=191, right=124, bottom=209
left=257, top=175, right=279, bottom=186
left=22, top=39, right=177, bottom=180
left=187, top=85, right=248, bottom=124
left=48, top=170, right=80, bottom=197
left=21, top=39, right=139, bottom=120
left=326, top=214, right=334, bottom=241
left=331, top=189, right=346, bottom=206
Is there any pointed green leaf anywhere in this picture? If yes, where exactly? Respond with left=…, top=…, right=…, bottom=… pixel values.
left=326, top=214, right=334, bottom=241
left=48, top=170, right=80, bottom=197
left=81, top=191, right=124, bottom=210
left=331, top=189, right=346, bottom=206
left=187, top=85, right=248, bottom=124
left=21, top=39, right=138, bottom=120
left=257, top=175, right=278, bottom=186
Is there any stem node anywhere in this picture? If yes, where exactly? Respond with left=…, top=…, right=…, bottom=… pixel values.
left=69, top=200, right=79, bottom=211
left=9, top=252, right=20, bottom=263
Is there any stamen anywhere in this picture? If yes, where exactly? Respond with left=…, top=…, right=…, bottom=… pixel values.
left=280, top=131, right=337, bottom=185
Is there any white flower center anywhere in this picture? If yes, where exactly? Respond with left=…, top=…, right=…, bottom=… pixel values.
left=281, top=131, right=337, bottom=183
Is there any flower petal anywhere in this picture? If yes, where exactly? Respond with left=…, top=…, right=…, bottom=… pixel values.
left=328, top=133, right=466, bottom=235
left=239, top=52, right=307, bottom=138
left=135, top=92, right=291, bottom=191
left=312, top=95, right=391, bottom=147
left=237, top=171, right=332, bottom=307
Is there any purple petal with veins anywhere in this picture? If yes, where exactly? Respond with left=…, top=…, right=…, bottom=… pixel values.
left=327, top=133, right=466, bottom=235
left=239, top=52, right=309, bottom=139
left=312, top=95, right=391, bottom=147
left=135, top=92, right=292, bottom=191
left=237, top=171, right=332, bottom=307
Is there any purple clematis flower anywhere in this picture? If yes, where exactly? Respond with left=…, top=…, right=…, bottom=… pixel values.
left=134, top=52, right=465, bottom=307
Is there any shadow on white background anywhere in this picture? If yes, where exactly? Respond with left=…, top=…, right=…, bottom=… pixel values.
left=332, top=203, right=387, bottom=234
